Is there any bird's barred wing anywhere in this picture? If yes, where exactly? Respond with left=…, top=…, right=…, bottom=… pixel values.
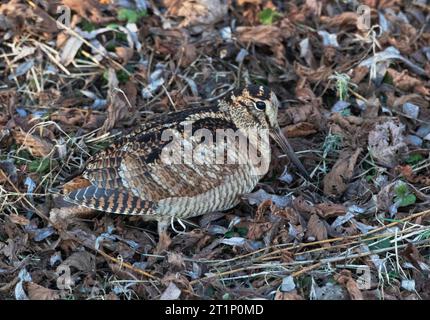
left=64, top=110, right=245, bottom=215
left=65, top=185, right=157, bottom=215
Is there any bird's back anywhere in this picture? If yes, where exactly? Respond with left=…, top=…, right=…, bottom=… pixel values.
left=64, top=104, right=270, bottom=218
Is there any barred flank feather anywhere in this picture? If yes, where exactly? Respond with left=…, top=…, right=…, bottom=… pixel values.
left=66, top=186, right=156, bottom=215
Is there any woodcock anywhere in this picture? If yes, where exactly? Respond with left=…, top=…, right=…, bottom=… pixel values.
left=64, top=85, right=308, bottom=238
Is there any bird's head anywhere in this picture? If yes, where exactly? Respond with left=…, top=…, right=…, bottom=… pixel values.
left=221, top=84, right=309, bottom=178
left=223, top=84, right=280, bottom=130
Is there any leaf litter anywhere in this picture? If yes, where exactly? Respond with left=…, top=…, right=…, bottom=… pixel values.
left=0, top=0, right=429, bottom=300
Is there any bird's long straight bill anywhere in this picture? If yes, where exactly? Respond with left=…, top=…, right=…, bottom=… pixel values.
left=270, top=128, right=309, bottom=179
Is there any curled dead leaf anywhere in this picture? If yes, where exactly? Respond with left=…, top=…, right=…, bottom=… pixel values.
left=235, top=25, right=286, bottom=65
left=61, top=0, right=110, bottom=24
left=323, top=148, right=362, bottom=197
left=167, top=252, right=186, bottom=270
left=274, top=290, right=304, bottom=300
left=387, top=69, right=429, bottom=98
left=13, top=129, right=54, bottom=157
left=320, top=12, right=359, bottom=29
left=306, top=214, right=328, bottom=242
left=247, top=222, right=272, bottom=241
left=102, top=74, right=138, bottom=133
left=282, top=104, right=323, bottom=127
left=368, top=121, right=408, bottom=168
left=164, top=0, right=227, bottom=29
left=315, top=203, right=347, bottom=218
left=25, top=282, right=61, bottom=300
left=115, top=47, right=134, bottom=65
left=283, top=122, right=317, bottom=138
left=396, top=165, right=430, bottom=186
left=8, top=214, right=30, bottom=226
left=335, top=269, right=364, bottom=300
left=60, top=251, right=95, bottom=273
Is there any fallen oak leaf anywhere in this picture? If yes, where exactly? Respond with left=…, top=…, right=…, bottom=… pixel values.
left=323, top=148, right=362, bottom=197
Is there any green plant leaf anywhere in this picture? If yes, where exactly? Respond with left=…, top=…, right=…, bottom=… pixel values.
left=80, top=19, right=96, bottom=32
left=224, top=230, right=234, bottom=238
left=117, top=8, right=147, bottom=24
left=366, top=237, right=392, bottom=250
left=29, top=158, right=50, bottom=174
left=236, top=227, right=248, bottom=237
left=405, top=153, right=424, bottom=165
left=398, top=193, right=416, bottom=207
left=395, top=182, right=408, bottom=198
left=258, top=8, right=281, bottom=25
left=107, top=23, right=120, bottom=30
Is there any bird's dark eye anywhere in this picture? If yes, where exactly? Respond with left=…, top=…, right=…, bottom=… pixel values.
left=255, top=101, right=266, bottom=111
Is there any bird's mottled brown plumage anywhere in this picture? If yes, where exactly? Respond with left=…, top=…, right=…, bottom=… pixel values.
left=64, top=85, right=307, bottom=233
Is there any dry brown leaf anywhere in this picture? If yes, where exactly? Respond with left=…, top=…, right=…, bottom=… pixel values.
left=0, top=0, right=58, bottom=34
left=396, top=165, right=430, bottom=186
left=387, top=69, right=429, bottom=97
left=8, top=214, right=30, bottom=226
left=305, top=0, right=322, bottom=16
left=368, top=121, right=408, bottom=168
left=237, top=0, right=263, bottom=5
left=115, top=47, right=134, bottom=64
left=254, top=199, right=272, bottom=222
left=315, top=203, right=347, bottom=218
left=294, top=63, right=332, bottom=83
left=283, top=104, right=323, bottom=127
left=292, top=196, right=320, bottom=219
left=61, top=0, right=110, bottom=24
left=283, top=122, right=317, bottom=138
left=402, top=243, right=430, bottom=272
left=102, top=73, right=138, bottom=133
left=320, top=12, right=359, bottom=28
left=60, top=251, right=95, bottom=272
left=25, top=282, right=61, bottom=300
left=323, top=148, right=362, bottom=197
left=274, top=290, right=304, bottom=300
left=51, top=108, right=106, bottom=130
left=351, top=66, right=369, bottom=84
left=236, top=25, right=285, bottom=65
left=164, top=0, right=227, bottom=28
left=12, top=129, right=54, bottom=157
left=335, top=270, right=364, bottom=300
left=247, top=222, right=272, bottom=240
left=387, top=23, right=418, bottom=55
left=306, top=213, right=327, bottom=242
left=167, top=252, right=186, bottom=270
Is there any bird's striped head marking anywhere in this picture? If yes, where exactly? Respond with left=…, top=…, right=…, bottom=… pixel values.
left=223, top=84, right=280, bottom=130
left=222, top=84, right=309, bottom=178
